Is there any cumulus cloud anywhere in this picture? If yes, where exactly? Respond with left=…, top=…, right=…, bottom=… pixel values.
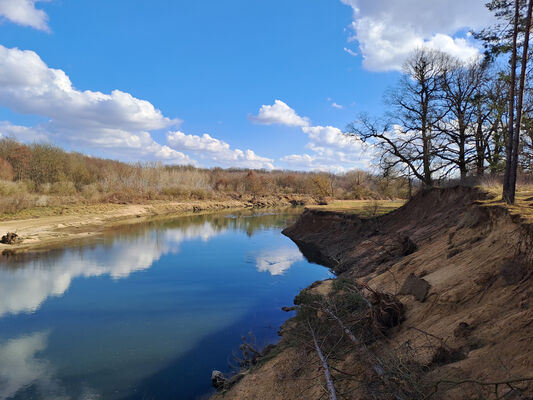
left=0, top=45, right=278, bottom=168
left=0, top=45, right=193, bottom=164
left=0, top=121, right=49, bottom=142
left=167, top=130, right=275, bottom=170
left=281, top=124, right=372, bottom=173
left=0, top=0, right=49, bottom=31
left=303, top=125, right=363, bottom=152
left=340, top=0, right=494, bottom=71
left=331, top=102, right=344, bottom=109
left=249, top=100, right=310, bottom=127
left=280, top=154, right=349, bottom=174
left=249, top=100, right=372, bottom=172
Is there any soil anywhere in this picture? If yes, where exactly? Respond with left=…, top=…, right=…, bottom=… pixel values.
left=212, top=186, right=533, bottom=400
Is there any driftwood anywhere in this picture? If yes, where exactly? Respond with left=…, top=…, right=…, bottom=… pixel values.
left=308, top=320, right=338, bottom=400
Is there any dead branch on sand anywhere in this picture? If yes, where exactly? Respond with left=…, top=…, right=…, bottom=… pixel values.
left=308, top=319, right=338, bottom=400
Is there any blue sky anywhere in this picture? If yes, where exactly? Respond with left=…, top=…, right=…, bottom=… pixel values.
left=0, top=0, right=494, bottom=172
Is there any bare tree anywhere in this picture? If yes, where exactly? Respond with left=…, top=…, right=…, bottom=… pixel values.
left=438, top=58, right=488, bottom=179
left=479, top=72, right=509, bottom=175
left=349, top=49, right=451, bottom=187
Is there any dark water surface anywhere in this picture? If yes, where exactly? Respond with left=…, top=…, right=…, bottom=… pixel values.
left=0, top=210, right=331, bottom=400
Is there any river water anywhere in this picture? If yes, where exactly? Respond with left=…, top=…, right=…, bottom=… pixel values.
left=0, top=210, right=331, bottom=400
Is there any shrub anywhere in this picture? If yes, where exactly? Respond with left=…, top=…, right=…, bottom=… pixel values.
left=0, top=157, right=14, bottom=181
left=0, top=138, right=410, bottom=214
left=50, top=181, right=77, bottom=195
left=0, top=192, right=34, bottom=214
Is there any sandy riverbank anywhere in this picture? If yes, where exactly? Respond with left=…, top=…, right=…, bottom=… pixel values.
left=0, top=197, right=305, bottom=254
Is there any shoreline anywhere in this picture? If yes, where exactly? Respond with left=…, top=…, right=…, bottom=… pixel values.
left=0, top=197, right=299, bottom=254
left=0, top=197, right=406, bottom=255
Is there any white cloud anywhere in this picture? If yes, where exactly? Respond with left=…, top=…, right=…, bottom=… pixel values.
left=0, top=45, right=176, bottom=129
left=0, top=45, right=193, bottom=164
left=340, top=0, right=494, bottom=71
left=167, top=130, right=274, bottom=170
left=343, top=47, right=358, bottom=57
left=250, top=100, right=373, bottom=171
left=303, top=125, right=363, bottom=152
left=255, top=247, right=303, bottom=276
left=0, top=0, right=49, bottom=31
left=0, top=121, right=49, bottom=142
left=0, top=45, right=279, bottom=169
left=249, top=100, right=310, bottom=127
left=281, top=125, right=372, bottom=173
left=249, top=100, right=374, bottom=172
left=280, top=153, right=346, bottom=174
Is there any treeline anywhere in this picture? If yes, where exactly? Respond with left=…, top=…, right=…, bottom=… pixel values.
left=348, top=0, right=533, bottom=204
left=0, top=138, right=408, bottom=214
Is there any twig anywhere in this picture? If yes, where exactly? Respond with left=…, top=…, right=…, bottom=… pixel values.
left=423, top=377, right=533, bottom=399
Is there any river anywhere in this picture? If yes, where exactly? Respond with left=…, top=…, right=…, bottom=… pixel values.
left=0, top=210, right=331, bottom=400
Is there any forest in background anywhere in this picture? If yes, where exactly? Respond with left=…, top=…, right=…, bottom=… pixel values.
left=0, top=138, right=409, bottom=214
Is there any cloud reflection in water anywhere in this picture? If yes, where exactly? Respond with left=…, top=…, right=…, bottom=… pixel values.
left=255, top=247, right=304, bottom=276
left=0, top=221, right=227, bottom=317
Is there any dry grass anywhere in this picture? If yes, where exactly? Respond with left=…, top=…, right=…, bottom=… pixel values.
left=307, top=199, right=405, bottom=217
left=0, top=203, right=125, bottom=221
left=477, top=183, right=533, bottom=223
left=0, top=138, right=410, bottom=217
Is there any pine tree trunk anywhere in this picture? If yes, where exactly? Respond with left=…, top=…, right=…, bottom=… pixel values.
left=475, top=114, right=485, bottom=176
left=503, top=0, right=520, bottom=203
left=509, top=0, right=533, bottom=203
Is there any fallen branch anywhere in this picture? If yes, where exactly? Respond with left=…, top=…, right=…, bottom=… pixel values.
left=423, top=377, right=533, bottom=399
left=308, top=320, right=338, bottom=400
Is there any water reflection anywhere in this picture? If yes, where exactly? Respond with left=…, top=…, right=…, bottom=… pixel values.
left=255, top=247, right=303, bottom=276
left=0, top=236, right=164, bottom=317
left=0, top=210, right=330, bottom=400
left=0, top=212, right=291, bottom=318
left=0, top=332, right=57, bottom=400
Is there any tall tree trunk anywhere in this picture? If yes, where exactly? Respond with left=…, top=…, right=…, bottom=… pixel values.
left=422, top=133, right=432, bottom=187
left=421, top=89, right=433, bottom=187
left=475, top=113, right=485, bottom=176
left=509, top=0, right=533, bottom=203
left=459, top=133, right=467, bottom=180
left=503, top=0, right=520, bottom=203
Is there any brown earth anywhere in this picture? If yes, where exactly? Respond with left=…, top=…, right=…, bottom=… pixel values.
left=0, top=195, right=315, bottom=254
left=212, top=186, right=533, bottom=400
